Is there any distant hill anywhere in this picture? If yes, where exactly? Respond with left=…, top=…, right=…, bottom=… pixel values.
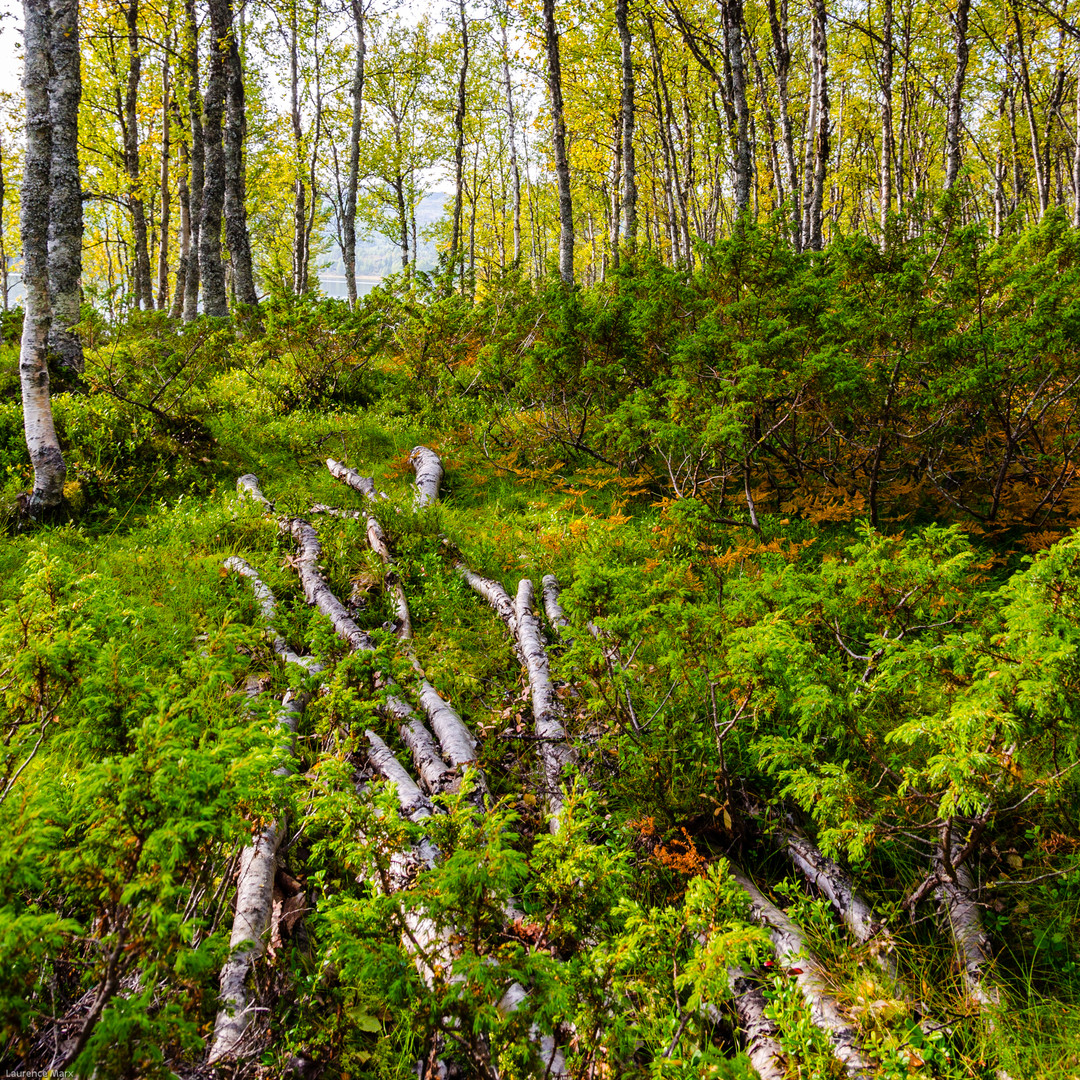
left=318, top=192, right=449, bottom=297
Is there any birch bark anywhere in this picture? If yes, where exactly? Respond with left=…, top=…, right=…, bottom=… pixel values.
left=20, top=0, right=66, bottom=519
left=199, top=0, right=228, bottom=317
left=46, top=0, right=83, bottom=374
left=182, top=0, right=204, bottom=320
left=616, top=0, right=637, bottom=252
left=542, top=0, right=574, bottom=283
left=943, top=0, right=971, bottom=191
left=217, top=0, right=258, bottom=306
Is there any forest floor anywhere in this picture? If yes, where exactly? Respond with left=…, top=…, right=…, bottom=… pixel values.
left=2, top=298, right=1080, bottom=1078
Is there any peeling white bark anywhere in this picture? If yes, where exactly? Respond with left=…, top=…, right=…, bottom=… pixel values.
left=326, top=457, right=377, bottom=501
left=780, top=831, right=899, bottom=981
left=937, top=858, right=1001, bottom=1010
left=417, top=679, right=483, bottom=779
left=319, top=468, right=487, bottom=792
left=731, top=869, right=872, bottom=1079
left=210, top=563, right=316, bottom=1062
left=237, top=473, right=274, bottom=511
left=409, top=445, right=444, bottom=508
left=223, top=556, right=319, bottom=671
left=457, top=563, right=522, bottom=658
left=540, top=573, right=572, bottom=635
left=324, top=461, right=412, bottom=639
left=208, top=817, right=282, bottom=1062
left=284, top=516, right=454, bottom=793
left=727, top=966, right=787, bottom=1080
left=514, top=579, right=575, bottom=827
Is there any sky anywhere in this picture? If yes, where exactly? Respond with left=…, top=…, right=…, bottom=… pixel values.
left=0, top=0, right=20, bottom=96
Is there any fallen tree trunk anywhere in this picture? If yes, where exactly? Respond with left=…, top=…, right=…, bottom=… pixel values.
left=726, top=966, right=787, bottom=1080
left=283, top=515, right=455, bottom=794
left=540, top=573, right=571, bottom=635
left=514, top=579, right=576, bottom=826
left=409, top=445, right=444, bottom=508
left=366, top=732, right=565, bottom=1078
left=458, top=563, right=521, bottom=651
left=774, top=829, right=901, bottom=983
left=542, top=575, right=644, bottom=734
left=937, top=856, right=1001, bottom=1010
left=731, top=869, right=872, bottom=1079
left=210, top=560, right=312, bottom=1063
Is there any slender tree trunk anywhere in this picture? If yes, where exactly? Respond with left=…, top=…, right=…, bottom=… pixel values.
left=156, top=53, right=171, bottom=310
left=721, top=0, right=752, bottom=224
left=396, top=175, right=409, bottom=271
left=20, top=0, right=66, bottom=518
left=1073, top=71, right=1080, bottom=227
left=124, top=0, right=153, bottom=309
left=542, top=0, right=574, bottom=283
left=213, top=0, right=257, bottom=306
left=199, top=0, right=228, bottom=315
left=800, top=37, right=820, bottom=249
left=170, top=94, right=192, bottom=315
left=1011, top=5, right=1047, bottom=217
left=46, top=0, right=82, bottom=373
left=616, top=0, right=637, bottom=253
left=288, top=5, right=307, bottom=295
left=449, top=0, right=468, bottom=281
left=943, top=0, right=971, bottom=190
left=0, top=138, right=9, bottom=314
left=344, top=0, right=366, bottom=308
left=807, top=0, right=830, bottom=250
left=608, top=115, right=622, bottom=272
left=499, top=11, right=522, bottom=264
left=878, top=0, right=894, bottom=241
left=183, top=0, right=203, bottom=320
left=766, top=0, right=800, bottom=248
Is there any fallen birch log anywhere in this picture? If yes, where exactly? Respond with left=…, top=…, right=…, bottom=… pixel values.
left=937, top=856, right=1001, bottom=1010
left=409, top=445, right=445, bottom=508
left=210, top=561, right=312, bottom=1063
left=321, top=465, right=488, bottom=794
left=773, top=829, right=901, bottom=983
left=366, top=733, right=566, bottom=1078
left=726, top=966, right=787, bottom=1080
left=731, top=869, right=872, bottom=1079
left=514, top=579, right=576, bottom=826
left=283, top=515, right=455, bottom=794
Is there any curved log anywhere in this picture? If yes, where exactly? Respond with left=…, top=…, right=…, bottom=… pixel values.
left=727, top=966, right=787, bottom=1080
left=540, top=573, right=572, bottom=634
left=326, top=457, right=377, bottom=501
left=514, top=579, right=576, bottom=826
left=457, top=563, right=520, bottom=645
left=731, top=869, right=872, bottom=1079
left=284, top=516, right=454, bottom=793
left=237, top=473, right=274, bottom=510
left=409, top=445, right=444, bottom=508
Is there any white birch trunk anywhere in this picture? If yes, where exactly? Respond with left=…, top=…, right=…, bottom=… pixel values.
left=284, top=515, right=454, bottom=793
left=458, top=564, right=522, bottom=651
left=19, top=0, right=66, bottom=519
left=540, top=573, right=572, bottom=635
left=409, top=445, right=444, bottom=508
left=324, top=460, right=411, bottom=638
left=727, top=966, right=787, bottom=1080
left=514, top=579, right=575, bottom=827
left=780, top=831, right=898, bottom=979
left=937, top=858, right=1001, bottom=1010
left=210, top=559, right=317, bottom=1061
left=731, top=869, right=872, bottom=1078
